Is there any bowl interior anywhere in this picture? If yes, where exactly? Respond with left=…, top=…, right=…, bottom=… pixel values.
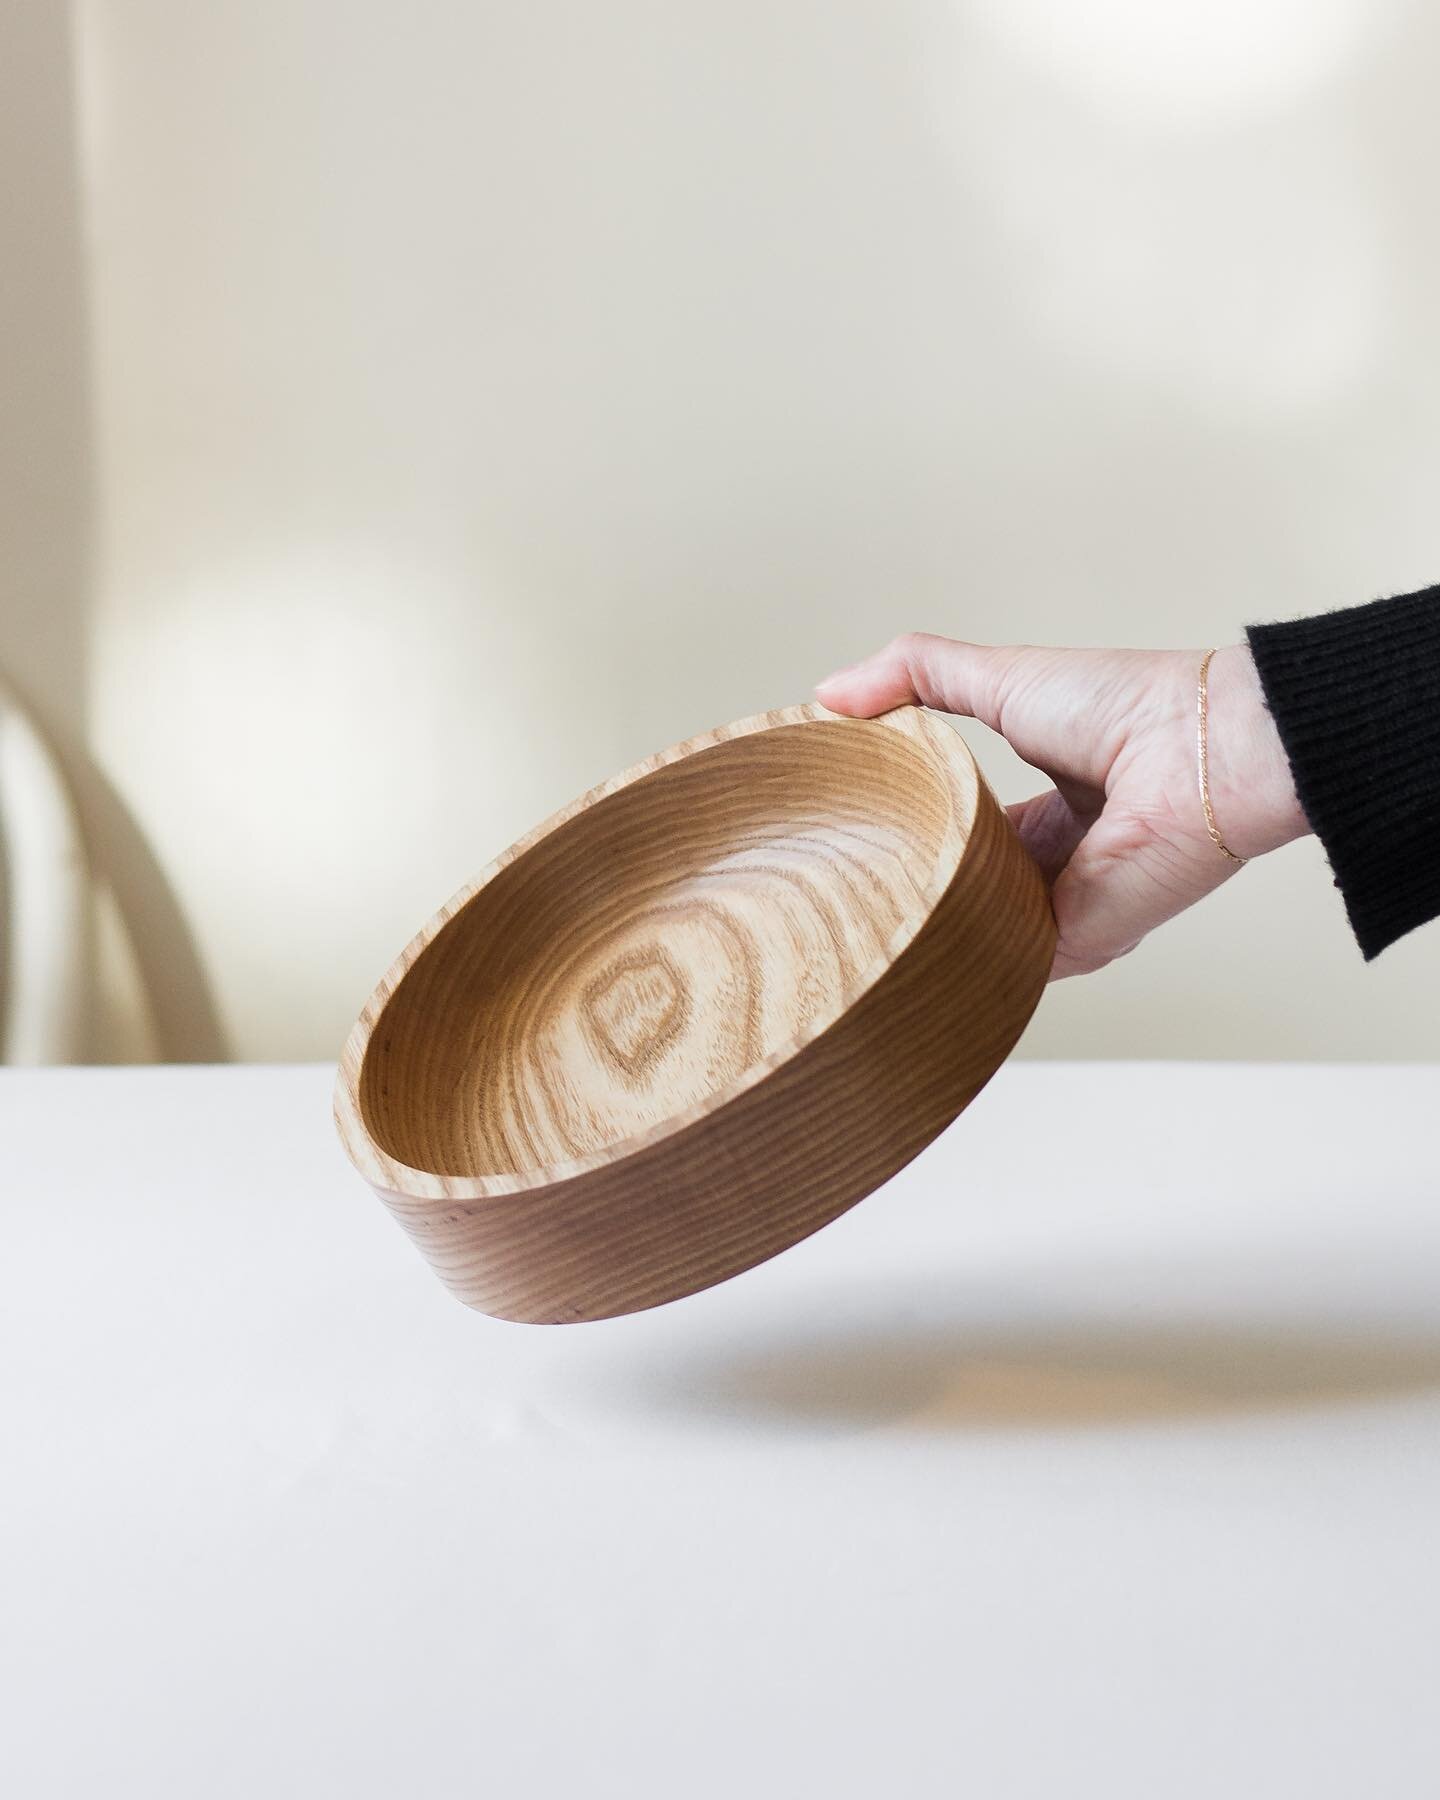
left=359, top=717, right=957, bottom=1180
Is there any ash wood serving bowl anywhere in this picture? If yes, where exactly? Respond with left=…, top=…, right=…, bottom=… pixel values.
left=334, top=704, right=1054, bottom=1323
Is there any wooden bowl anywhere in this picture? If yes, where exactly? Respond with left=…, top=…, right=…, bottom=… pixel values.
left=334, top=704, right=1054, bottom=1323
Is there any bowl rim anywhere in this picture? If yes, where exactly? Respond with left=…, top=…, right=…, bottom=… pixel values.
left=333, top=702, right=981, bottom=1202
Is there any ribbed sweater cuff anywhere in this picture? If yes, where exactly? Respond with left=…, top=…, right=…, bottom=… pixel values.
left=1246, top=585, right=1440, bottom=960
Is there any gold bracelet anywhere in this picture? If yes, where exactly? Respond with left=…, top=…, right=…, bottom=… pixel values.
left=1197, top=648, right=1247, bottom=866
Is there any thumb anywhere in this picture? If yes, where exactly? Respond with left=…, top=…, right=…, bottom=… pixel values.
left=815, top=632, right=1119, bottom=785
left=816, top=632, right=1019, bottom=736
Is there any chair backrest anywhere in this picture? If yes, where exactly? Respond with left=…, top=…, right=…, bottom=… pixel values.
left=0, top=678, right=89, bottom=1064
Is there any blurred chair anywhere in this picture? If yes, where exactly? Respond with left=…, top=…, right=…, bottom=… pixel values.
left=0, top=676, right=89, bottom=1063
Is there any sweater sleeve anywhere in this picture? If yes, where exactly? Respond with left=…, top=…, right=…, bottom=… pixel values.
left=1246, top=583, right=1440, bottom=960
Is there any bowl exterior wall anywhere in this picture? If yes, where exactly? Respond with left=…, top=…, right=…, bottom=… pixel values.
left=363, top=772, right=1054, bottom=1323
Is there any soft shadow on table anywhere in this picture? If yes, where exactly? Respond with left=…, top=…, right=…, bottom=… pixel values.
left=635, top=1283, right=1440, bottom=1433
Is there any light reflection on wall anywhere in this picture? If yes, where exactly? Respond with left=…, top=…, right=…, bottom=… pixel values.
left=927, top=4, right=1387, bottom=419
left=91, top=549, right=499, bottom=1056
left=962, top=0, right=1394, bottom=125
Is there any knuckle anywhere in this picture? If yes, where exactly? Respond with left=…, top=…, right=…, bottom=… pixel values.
left=890, top=630, right=932, bottom=661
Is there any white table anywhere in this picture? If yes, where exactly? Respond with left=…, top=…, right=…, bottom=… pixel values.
left=4, top=1062, right=1439, bottom=1797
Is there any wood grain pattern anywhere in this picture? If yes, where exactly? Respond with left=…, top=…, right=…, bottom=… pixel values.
left=334, top=704, right=1055, bottom=1323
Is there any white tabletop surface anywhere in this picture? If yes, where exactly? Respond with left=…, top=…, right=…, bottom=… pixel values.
left=4, top=1061, right=1439, bottom=1798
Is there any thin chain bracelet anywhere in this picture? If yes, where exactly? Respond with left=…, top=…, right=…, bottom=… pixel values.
left=1197, top=648, right=1247, bottom=866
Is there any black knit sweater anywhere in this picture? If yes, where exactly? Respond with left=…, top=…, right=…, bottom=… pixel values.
left=1247, top=583, right=1440, bottom=959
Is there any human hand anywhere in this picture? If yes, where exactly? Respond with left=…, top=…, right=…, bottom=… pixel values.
left=816, top=636, right=1308, bottom=979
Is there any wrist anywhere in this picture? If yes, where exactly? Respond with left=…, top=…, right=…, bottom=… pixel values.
left=1201, top=644, right=1309, bottom=860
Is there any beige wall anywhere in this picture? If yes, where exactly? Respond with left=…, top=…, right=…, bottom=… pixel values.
left=4, top=0, right=1439, bottom=1062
